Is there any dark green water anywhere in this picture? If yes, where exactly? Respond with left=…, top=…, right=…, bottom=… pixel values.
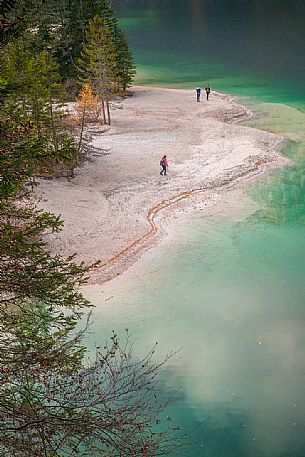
left=88, top=2, right=305, bottom=456
left=116, top=0, right=305, bottom=104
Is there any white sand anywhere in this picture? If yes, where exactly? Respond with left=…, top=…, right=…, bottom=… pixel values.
left=36, top=86, right=290, bottom=283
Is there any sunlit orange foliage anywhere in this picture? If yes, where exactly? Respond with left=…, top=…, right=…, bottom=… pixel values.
left=75, top=83, right=100, bottom=122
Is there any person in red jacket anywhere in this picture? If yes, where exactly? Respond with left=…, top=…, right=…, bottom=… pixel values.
left=160, top=155, right=168, bottom=176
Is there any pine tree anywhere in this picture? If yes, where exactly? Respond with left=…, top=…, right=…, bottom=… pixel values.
left=113, top=26, right=136, bottom=92
left=0, top=43, right=79, bottom=181
left=0, top=6, right=183, bottom=456
left=24, top=50, right=61, bottom=140
left=98, top=1, right=136, bottom=92
left=79, top=14, right=118, bottom=125
left=0, top=0, right=46, bottom=46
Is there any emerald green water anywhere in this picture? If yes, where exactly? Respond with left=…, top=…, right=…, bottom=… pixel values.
left=87, top=2, right=305, bottom=455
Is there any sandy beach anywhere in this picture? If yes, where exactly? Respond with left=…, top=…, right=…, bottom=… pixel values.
left=36, top=86, right=290, bottom=283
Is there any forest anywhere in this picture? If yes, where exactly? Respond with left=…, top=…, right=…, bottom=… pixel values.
left=0, top=1, right=180, bottom=455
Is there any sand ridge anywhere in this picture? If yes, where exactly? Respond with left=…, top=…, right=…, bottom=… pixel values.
left=36, top=86, right=290, bottom=283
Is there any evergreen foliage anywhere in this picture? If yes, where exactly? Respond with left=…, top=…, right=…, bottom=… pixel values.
left=0, top=2, right=181, bottom=455
left=103, top=5, right=136, bottom=92
left=79, top=14, right=118, bottom=124
left=0, top=0, right=47, bottom=46
left=0, top=42, right=79, bottom=193
left=0, top=198, right=93, bottom=310
left=9, top=0, right=137, bottom=84
left=78, top=3, right=135, bottom=124
left=114, top=26, right=136, bottom=91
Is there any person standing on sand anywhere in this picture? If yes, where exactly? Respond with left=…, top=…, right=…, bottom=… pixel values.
left=205, top=83, right=211, bottom=101
left=160, top=155, right=168, bottom=176
left=196, top=86, right=202, bottom=102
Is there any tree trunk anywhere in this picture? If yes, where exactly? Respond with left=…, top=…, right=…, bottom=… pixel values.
left=78, top=108, right=86, bottom=150
left=49, top=102, right=58, bottom=152
left=34, top=97, right=40, bottom=135
left=79, top=0, right=85, bottom=42
left=101, top=100, right=106, bottom=124
left=106, top=100, right=111, bottom=126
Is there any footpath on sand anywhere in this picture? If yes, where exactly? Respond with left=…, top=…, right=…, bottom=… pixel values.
left=36, top=86, right=290, bottom=283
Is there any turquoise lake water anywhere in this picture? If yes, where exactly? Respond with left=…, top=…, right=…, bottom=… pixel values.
left=87, top=2, right=305, bottom=455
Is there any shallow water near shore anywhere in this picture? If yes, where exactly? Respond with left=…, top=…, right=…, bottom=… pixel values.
left=85, top=2, right=305, bottom=455
left=85, top=178, right=305, bottom=456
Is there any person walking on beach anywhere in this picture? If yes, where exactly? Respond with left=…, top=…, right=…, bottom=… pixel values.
left=205, top=83, right=211, bottom=101
left=196, top=86, right=202, bottom=102
left=160, top=155, right=168, bottom=176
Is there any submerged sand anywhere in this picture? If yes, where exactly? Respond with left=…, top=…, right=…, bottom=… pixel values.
left=36, top=86, right=290, bottom=283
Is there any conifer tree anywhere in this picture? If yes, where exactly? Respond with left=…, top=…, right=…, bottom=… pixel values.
left=0, top=43, right=79, bottom=173
left=0, top=4, right=183, bottom=455
left=0, top=0, right=46, bottom=46
left=24, top=50, right=61, bottom=139
left=101, top=3, right=136, bottom=92
left=79, top=14, right=118, bottom=125
left=114, top=27, right=136, bottom=91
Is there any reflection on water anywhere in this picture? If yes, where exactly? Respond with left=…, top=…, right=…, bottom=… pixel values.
left=83, top=1, right=305, bottom=455
left=86, top=185, right=305, bottom=456
left=116, top=0, right=305, bottom=103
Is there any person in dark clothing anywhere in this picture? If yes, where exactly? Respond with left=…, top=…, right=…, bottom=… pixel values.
left=205, top=84, right=211, bottom=100
left=196, top=87, right=202, bottom=102
left=160, top=155, right=168, bottom=175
